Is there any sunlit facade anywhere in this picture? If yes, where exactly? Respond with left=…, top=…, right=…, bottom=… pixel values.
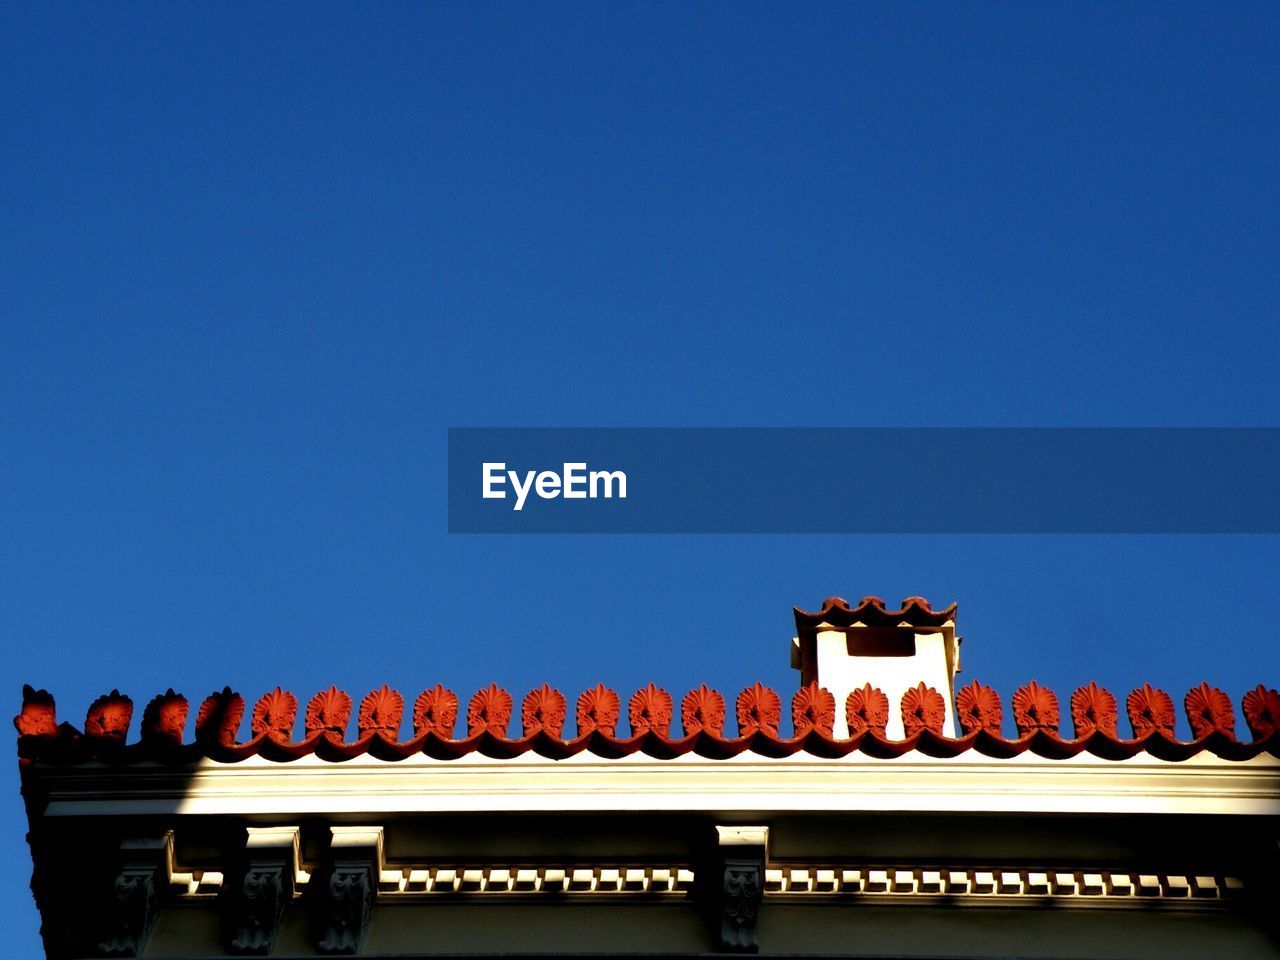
left=16, top=597, right=1280, bottom=958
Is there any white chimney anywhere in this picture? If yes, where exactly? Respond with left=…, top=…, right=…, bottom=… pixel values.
left=792, top=596, right=960, bottom=739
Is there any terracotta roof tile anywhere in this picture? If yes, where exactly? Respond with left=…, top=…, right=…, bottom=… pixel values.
left=14, top=681, right=1280, bottom=765
left=793, top=595, right=958, bottom=636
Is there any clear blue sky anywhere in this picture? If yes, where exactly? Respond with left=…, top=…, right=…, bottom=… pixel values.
left=3, top=3, right=1279, bottom=952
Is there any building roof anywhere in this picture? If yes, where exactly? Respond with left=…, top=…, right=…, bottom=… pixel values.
left=14, top=596, right=1280, bottom=959
left=14, top=678, right=1280, bottom=765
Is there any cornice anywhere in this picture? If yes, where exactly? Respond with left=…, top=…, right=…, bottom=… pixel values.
left=31, top=749, right=1280, bottom=818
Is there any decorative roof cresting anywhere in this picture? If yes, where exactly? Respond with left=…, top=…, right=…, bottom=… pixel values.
left=14, top=680, right=1279, bottom=764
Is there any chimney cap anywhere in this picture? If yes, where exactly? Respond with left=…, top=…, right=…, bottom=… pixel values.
left=793, top=595, right=957, bottom=642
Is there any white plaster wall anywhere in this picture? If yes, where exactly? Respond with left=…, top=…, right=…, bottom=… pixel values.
left=812, top=629, right=956, bottom=738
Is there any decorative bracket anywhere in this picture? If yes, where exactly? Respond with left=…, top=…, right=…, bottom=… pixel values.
left=229, top=826, right=304, bottom=955
left=715, top=825, right=768, bottom=953
left=96, top=833, right=172, bottom=957
left=318, top=826, right=384, bottom=955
